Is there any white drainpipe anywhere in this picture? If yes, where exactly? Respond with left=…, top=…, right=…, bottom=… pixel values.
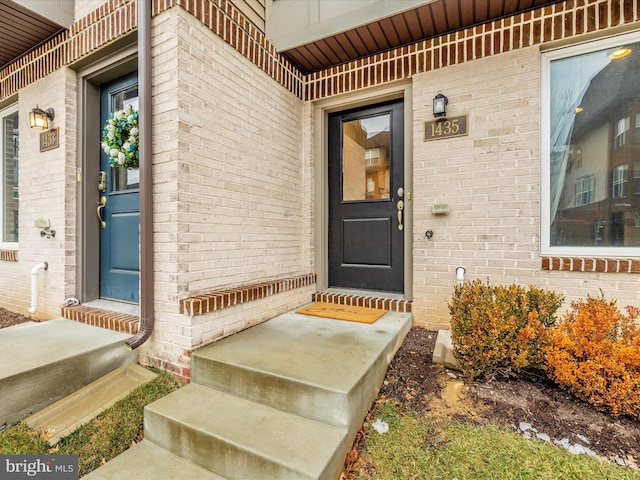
left=28, top=261, right=48, bottom=314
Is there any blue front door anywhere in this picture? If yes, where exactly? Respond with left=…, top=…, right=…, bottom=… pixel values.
left=99, top=72, right=140, bottom=302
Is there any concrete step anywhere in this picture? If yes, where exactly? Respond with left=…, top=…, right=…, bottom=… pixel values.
left=82, top=440, right=226, bottom=480
left=84, top=308, right=411, bottom=479
left=0, top=319, right=137, bottom=427
left=192, top=310, right=412, bottom=432
left=26, top=364, right=157, bottom=445
left=144, top=383, right=350, bottom=480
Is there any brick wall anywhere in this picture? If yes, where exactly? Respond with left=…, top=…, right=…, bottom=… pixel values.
left=302, top=0, right=640, bottom=329
left=306, top=1, right=640, bottom=101
left=140, top=7, right=309, bottom=376
left=410, top=42, right=640, bottom=330
left=169, top=7, right=306, bottom=295
left=411, top=47, right=542, bottom=329
left=0, top=68, right=78, bottom=318
left=0, top=0, right=637, bottom=355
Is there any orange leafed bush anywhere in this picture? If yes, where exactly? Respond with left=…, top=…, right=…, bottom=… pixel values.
left=449, top=280, right=563, bottom=379
left=543, top=294, right=640, bottom=419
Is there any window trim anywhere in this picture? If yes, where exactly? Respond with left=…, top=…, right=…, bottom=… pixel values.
left=0, top=103, right=19, bottom=249
left=541, top=31, right=640, bottom=257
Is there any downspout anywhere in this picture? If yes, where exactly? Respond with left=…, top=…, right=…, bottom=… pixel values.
left=28, top=262, right=48, bottom=314
left=126, top=0, right=153, bottom=349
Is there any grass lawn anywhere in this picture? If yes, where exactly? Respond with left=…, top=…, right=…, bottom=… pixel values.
left=0, top=370, right=180, bottom=478
left=2, top=368, right=639, bottom=479
left=352, top=401, right=640, bottom=480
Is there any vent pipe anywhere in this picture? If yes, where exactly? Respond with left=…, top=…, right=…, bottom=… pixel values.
left=28, top=262, right=49, bottom=314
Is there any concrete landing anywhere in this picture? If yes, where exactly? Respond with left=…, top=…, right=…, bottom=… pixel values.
left=26, top=364, right=157, bottom=445
left=86, top=308, right=412, bottom=480
left=0, top=318, right=137, bottom=428
left=192, top=310, right=410, bottom=431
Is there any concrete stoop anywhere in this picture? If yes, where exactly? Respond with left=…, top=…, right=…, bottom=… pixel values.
left=0, top=319, right=137, bottom=428
left=85, top=309, right=412, bottom=480
left=145, top=384, right=350, bottom=479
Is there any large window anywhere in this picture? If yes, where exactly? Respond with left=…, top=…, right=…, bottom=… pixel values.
left=542, top=34, right=640, bottom=255
left=1, top=105, right=18, bottom=244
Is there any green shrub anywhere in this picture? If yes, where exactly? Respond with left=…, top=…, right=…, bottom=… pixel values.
left=543, top=294, right=640, bottom=419
left=449, top=279, right=563, bottom=379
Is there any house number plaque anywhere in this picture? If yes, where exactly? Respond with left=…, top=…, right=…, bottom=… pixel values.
left=40, top=127, right=59, bottom=152
left=424, top=114, right=468, bottom=141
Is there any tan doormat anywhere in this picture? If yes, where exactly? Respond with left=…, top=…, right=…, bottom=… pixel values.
left=296, top=302, right=387, bottom=324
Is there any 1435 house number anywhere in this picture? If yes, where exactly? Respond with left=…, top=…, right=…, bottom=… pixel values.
left=424, top=114, right=468, bottom=141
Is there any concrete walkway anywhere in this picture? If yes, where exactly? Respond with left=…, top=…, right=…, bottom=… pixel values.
left=0, top=318, right=136, bottom=428
left=86, top=308, right=412, bottom=480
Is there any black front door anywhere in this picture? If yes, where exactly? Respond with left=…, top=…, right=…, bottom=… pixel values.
left=328, top=100, right=404, bottom=293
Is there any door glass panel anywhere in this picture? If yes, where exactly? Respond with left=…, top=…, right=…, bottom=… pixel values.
left=110, top=87, right=139, bottom=192
left=342, top=114, right=390, bottom=201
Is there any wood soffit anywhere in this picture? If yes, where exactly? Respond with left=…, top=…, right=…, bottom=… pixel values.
left=1, top=0, right=569, bottom=79
left=281, top=0, right=566, bottom=73
left=0, top=0, right=65, bottom=69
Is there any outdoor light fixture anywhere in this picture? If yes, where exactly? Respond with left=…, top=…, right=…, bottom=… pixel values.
left=433, top=92, right=448, bottom=118
left=609, top=46, right=631, bottom=59
left=29, top=106, right=55, bottom=130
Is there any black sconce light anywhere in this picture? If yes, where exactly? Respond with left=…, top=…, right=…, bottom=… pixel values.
left=433, top=92, right=448, bottom=118
left=29, top=106, right=55, bottom=130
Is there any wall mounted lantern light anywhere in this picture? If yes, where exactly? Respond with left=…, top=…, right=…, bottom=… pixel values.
left=433, top=92, right=448, bottom=118
left=29, top=106, right=55, bottom=130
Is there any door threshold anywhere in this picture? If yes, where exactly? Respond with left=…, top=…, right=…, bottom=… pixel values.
left=84, top=299, right=140, bottom=317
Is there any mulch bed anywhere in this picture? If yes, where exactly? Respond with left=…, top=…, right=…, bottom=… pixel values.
left=0, top=307, right=33, bottom=329
left=377, top=326, right=640, bottom=469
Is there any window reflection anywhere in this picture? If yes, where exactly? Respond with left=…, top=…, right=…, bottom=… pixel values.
left=110, top=86, right=139, bottom=192
left=342, top=114, right=390, bottom=201
left=550, top=40, right=640, bottom=247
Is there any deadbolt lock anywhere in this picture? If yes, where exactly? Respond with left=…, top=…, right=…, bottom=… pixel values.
left=98, top=171, right=107, bottom=192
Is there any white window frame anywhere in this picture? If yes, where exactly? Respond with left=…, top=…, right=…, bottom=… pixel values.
left=541, top=31, right=640, bottom=257
left=612, top=164, right=628, bottom=198
left=614, top=116, right=629, bottom=149
left=0, top=103, right=19, bottom=249
left=365, top=147, right=380, bottom=166
left=575, top=174, right=594, bottom=207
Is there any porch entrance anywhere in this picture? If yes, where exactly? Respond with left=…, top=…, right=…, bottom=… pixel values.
left=98, top=72, right=140, bottom=303
left=328, top=100, right=404, bottom=293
